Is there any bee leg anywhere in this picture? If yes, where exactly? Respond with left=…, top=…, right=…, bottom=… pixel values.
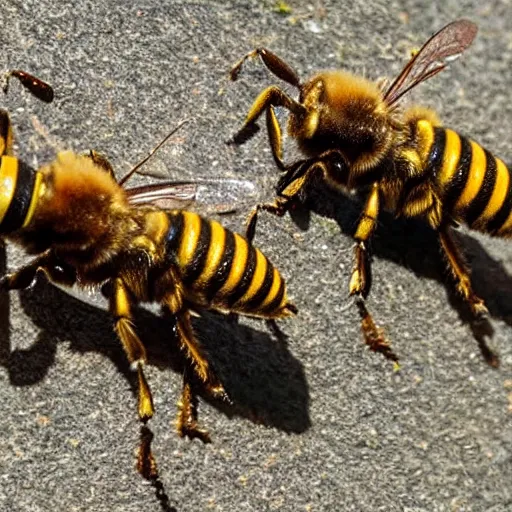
left=0, top=258, right=47, bottom=291
left=110, top=278, right=159, bottom=478
left=176, top=365, right=212, bottom=443
left=3, top=70, right=54, bottom=103
left=174, top=308, right=228, bottom=400
left=246, top=153, right=345, bottom=242
left=137, top=425, right=159, bottom=480
left=349, top=185, right=380, bottom=298
left=230, top=85, right=305, bottom=145
left=171, top=305, right=231, bottom=443
left=349, top=185, right=396, bottom=360
left=246, top=159, right=319, bottom=241
left=266, top=106, right=285, bottom=170
left=110, top=278, right=154, bottom=421
left=0, top=251, right=76, bottom=290
left=246, top=196, right=290, bottom=242
left=438, top=227, right=488, bottom=319
left=230, top=48, right=301, bottom=87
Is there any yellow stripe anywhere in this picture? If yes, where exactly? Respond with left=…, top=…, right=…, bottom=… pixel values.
left=437, top=129, right=461, bottom=188
left=477, top=157, right=509, bottom=222
left=260, top=267, right=282, bottom=309
left=219, top=233, right=248, bottom=294
left=0, top=156, right=18, bottom=223
left=455, top=141, right=486, bottom=210
left=177, top=211, right=201, bottom=268
left=144, top=211, right=169, bottom=244
left=198, top=219, right=226, bottom=284
left=416, top=120, right=435, bottom=163
left=22, top=171, right=43, bottom=228
left=238, top=248, right=268, bottom=304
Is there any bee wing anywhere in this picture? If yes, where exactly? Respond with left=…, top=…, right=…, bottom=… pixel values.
left=125, top=178, right=260, bottom=215
left=383, top=19, right=477, bottom=107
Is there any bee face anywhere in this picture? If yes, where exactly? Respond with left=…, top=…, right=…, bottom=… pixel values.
left=292, top=71, right=393, bottom=168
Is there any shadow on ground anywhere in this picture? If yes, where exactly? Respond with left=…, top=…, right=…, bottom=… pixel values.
left=0, top=276, right=310, bottom=435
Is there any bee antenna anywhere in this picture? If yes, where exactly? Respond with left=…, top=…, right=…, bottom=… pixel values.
left=118, top=119, right=189, bottom=186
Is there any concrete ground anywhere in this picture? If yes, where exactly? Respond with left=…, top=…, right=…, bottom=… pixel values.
left=0, top=1, right=511, bottom=511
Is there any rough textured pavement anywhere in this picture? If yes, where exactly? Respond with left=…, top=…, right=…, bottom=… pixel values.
left=0, top=1, right=511, bottom=511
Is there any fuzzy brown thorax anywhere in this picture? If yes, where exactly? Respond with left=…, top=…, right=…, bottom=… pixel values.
left=10, top=152, right=139, bottom=261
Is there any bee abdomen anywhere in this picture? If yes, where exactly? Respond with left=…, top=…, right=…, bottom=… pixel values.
left=418, top=121, right=512, bottom=236
left=0, top=156, right=41, bottom=233
left=165, top=210, right=291, bottom=317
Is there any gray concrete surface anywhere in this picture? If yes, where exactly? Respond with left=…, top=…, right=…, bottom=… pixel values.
left=0, top=1, right=511, bottom=511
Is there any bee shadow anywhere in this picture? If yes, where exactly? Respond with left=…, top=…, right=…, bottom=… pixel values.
left=300, top=179, right=512, bottom=365
left=6, top=278, right=310, bottom=434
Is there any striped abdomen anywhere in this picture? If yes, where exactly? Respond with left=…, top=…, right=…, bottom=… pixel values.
left=416, top=120, right=512, bottom=236
left=165, top=210, right=294, bottom=318
left=0, top=156, right=41, bottom=234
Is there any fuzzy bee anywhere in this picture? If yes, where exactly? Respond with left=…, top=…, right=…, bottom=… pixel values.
left=229, top=20, right=504, bottom=358
left=0, top=112, right=297, bottom=478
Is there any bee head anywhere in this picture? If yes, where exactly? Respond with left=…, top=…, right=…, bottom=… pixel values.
left=292, top=71, right=393, bottom=171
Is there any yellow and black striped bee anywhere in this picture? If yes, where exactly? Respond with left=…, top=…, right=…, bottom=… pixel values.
left=0, top=113, right=296, bottom=478
left=230, top=19, right=501, bottom=358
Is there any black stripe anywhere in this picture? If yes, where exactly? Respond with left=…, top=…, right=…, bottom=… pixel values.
left=487, top=175, right=512, bottom=235
left=425, top=127, right=446, bottom=178
left=0, top=159, right=36, bottom=233
left=226, top=243, right=257, bottom=307
left=204, top=229, right=236, bottom=301
left=0, top=110, right=11, bottom=156
left=261, top=276, right=285, bottom=315
left=165, top=211, right=184, bottom=253
left=442, top=134, right=472, bottom=211
left=466, top=148, right=496, bottom=227
left=183, top=216, right=212, bottom=286
left=244, top=256, right=275, bottom=311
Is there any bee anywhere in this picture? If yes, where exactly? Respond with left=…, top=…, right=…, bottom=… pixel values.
left=229, top=20, right=499, bottom=358
left=0, top=113, right=297, bottom=479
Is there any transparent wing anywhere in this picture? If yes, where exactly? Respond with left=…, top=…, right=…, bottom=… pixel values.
left=384, top=19, right=477, bottom=107
left=125, top=178, right=260, bottom=215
